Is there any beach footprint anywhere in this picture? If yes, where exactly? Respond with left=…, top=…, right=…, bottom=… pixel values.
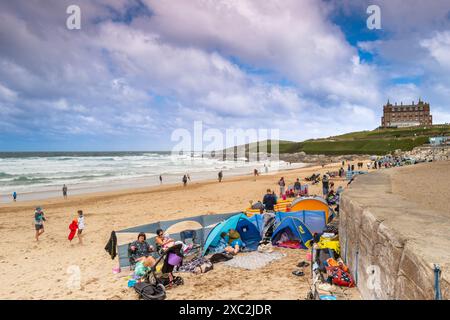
left=85, top=277, right=99, bottom=286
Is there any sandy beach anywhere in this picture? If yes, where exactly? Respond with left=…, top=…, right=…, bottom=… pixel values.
left=0, top=162, right=362, bottom=300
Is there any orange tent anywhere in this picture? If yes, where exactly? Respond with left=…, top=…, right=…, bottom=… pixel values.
left=290, top=196, right=332, bottom=221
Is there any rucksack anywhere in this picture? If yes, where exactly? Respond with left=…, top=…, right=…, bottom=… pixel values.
left=134, top=282, right=166, bottom=300
left=325, top=266, right=355, bottom=287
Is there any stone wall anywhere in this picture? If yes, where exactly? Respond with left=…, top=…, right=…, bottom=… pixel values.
left=339, top=170, right=449, bottom=299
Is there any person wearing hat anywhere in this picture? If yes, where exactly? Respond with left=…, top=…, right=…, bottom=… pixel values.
left=34, top=207, right=46, bottom=241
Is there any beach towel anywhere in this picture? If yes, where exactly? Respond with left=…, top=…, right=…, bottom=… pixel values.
left=317, top=238, right=341, bottom=255
left=176, top=257, right=207, bottom=273
left=104, top=231, right=117, bottom=259
left=68, top=220, right=78, bottom=241
left=277, top=240, right=301, bottom=249
left=223, top=251, right=285, bottom=270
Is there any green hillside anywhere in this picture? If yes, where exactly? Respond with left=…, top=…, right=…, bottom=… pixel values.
left=232, top=125, right=450, bottom=156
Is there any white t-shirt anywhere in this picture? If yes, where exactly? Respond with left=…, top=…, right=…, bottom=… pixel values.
left=78, top=216, right=85, bottom=229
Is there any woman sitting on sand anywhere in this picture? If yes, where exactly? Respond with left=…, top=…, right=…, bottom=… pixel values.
left=214, top=232, right=241, bottom=255
left=222, top=229, right=244, bottom=254
left=155, top=229, right=191, bottom=253
left=228, top=229, right=245, bottom=254
left=130, top=232, right=155, bottom=263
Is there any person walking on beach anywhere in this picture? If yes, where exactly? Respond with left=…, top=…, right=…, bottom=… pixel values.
left=253, top=168, right=259, bottom=181
left=34, top=207, right=46, bottom=242
left=293, top=178, right=301, bottom=196
left=77, top=210, right=85, bottom=245
left=322, top=175, right=330, bottom=198
left=187, top=174, right=191, bottom=181
left=278, top=177, right=286, bottom=197
left=218, top=170, right=223, bottom=182
left=62, top=184, right=68, bottom=199
left=159, top=175, right=162, bottom=184
left=182, top=175, right=188, bottom=187
left=12, top=191, right=17, bottom=202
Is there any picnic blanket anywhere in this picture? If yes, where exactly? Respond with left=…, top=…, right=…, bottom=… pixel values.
left=223, top=251, right=285, bottom=270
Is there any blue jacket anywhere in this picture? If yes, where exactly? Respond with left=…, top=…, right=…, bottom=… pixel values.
left=263, top=194, right=276, bottom=210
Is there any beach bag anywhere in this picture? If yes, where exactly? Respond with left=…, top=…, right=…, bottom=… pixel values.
left=326, top=266, right=355, bottom=287
left=194, top=261, right=213, bottom=274
left=167, top=253, right=183, bottom=266
left=134, top=282, right=166, bottom=300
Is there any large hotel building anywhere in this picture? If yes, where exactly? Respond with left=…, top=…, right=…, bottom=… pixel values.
left=381, top=99, right=432, bottom=128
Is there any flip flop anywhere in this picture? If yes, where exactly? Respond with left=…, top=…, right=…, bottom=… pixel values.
left=297, top=261, right=310, bottom=268
left=292, top=270, right=305, bottom=277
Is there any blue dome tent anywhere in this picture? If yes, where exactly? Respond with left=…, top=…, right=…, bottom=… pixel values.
left=271, top=216, right=313, bottom=249
left=203, top=213, right=262, bottom=255
left=275, top=210, right=326, bottom=235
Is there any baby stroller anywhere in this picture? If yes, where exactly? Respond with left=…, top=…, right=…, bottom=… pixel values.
left=143, top=244, right=185, bottom=289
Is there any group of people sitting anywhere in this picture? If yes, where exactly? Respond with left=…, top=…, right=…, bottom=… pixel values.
left=278, top=177, right=307, bottom=198
left=129, top=229, right=193, bottom=277
left=129, top=226, right=247, bottom=278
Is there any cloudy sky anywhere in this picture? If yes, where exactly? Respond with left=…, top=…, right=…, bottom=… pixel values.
left=0, top=0, right=449, bottom=151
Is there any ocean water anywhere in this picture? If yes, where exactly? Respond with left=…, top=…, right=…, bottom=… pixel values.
left=0, top=152, right=299, bottom=202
